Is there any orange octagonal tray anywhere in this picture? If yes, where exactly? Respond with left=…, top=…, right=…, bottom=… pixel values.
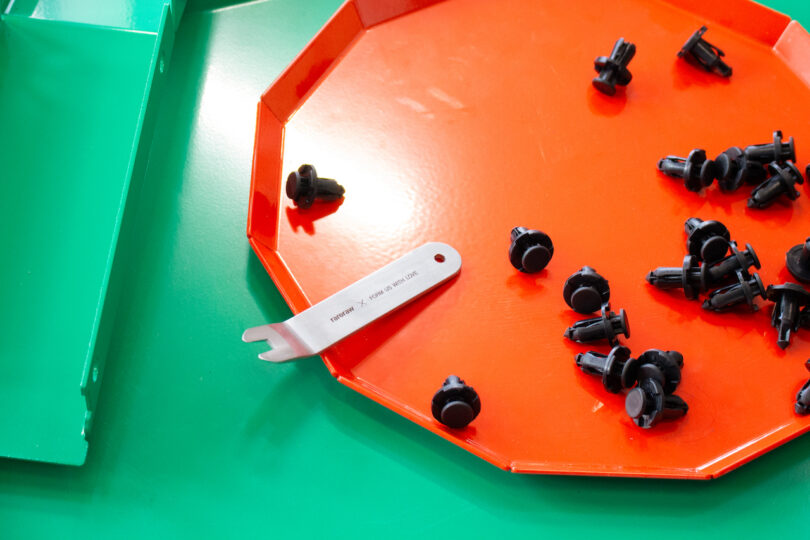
left=247, top=0, right=810, bottom=478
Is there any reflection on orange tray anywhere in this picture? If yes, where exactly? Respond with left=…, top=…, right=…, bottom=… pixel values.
left=248, top=0, right=810, bottom=478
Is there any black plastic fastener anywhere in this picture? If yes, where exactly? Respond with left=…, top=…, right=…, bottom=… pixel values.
left=714, top=146, right=768, bottom=191
left=563, top=266, right=610, bottom=314
left=714, top=146, right=743, bottom=191
left=657, top=149, right=716, bottom=192
left=508, top=227, right=553, bottom=273
left=592, top=38, right=636, bottom=96
left=795, top=360, right=810, bottom=415
left=702, top=271, right=766, bottom=312
left=748, top=161, right=804, bottom=209
left=431, top=376, right=481, bottom=429
left=766, top=284, right=810, bottom=350
left=714, top=146, right=744, bottom=191
left=787, top=239, right=810, bottom=283
left=744, top=130, right=796, bottom=164
left=625, top=377, right=689, bottom=429
left=684, top=217, right=730, bottom=264
left=800, top=307, right=810, bottom=330
left=678, top=26, right=732, bottom=77
left=636, top=349, right=684, bottom=394
left=704, top=242, right=761, bottom=284
left=646, top=255, right=709, bottom=300
left=575, top=345, right=639, bottom=393
left=714, top=147, right=767, bottom=190
left=564, top=306, right=630, bottom=345
left=738, top=158, right=769, bottom=186
left=286, top=164, right=345, bottom=209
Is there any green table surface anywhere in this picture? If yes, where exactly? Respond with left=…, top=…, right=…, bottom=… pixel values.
left=2, top=0, right=810, bottom=537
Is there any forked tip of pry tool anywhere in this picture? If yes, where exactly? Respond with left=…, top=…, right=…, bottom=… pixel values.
left=241, top=323, right=309, bottom=363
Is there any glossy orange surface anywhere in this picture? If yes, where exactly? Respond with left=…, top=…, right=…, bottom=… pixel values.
left=249, top=0, right=810, bottom=478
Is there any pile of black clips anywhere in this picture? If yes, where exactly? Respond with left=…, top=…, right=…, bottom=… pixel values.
left=562, top=267, right=688, bottom=429
left=647, top=218, right=765, bottom=312
left=658, top=130, right=803, bottom=209
left=648, top=219, right=810, bottom=350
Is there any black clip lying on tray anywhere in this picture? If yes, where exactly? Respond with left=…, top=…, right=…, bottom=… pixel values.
left=678, top=26, right=732, bottom=77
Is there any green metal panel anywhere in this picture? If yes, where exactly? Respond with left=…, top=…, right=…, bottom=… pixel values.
left=0, top=9, right=173, bottom=464
left=0, top=0, right=809, bottom=537
left=6, top=0, right=186, bottom=31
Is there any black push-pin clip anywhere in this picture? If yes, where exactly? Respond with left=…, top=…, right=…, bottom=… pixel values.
left=713, top=146, right=767, bottom=191
left=575, top=345, right=640, bottom=394
left=509, top=227, right=553, bottom=273
left=714, top=147, right=744, bottom=191
left=286, top=164, right=345, bottom=209
left=739, top=159, right=769, bottom=186
left=564, top=305, right=630, bottom=345
left=704, top=242, right=760, bottom=285
left=636, top=349, right=683, bottom=395
left=592, top=38, right=636, bottom=96
left=744, top=130, right=796, bottom=165
left=786, top=238, right=810, bottom=283
left=678, top=26, right=732, bottom=77
left=766, top=284, right=810, bottom=350
left=431, top=376, right=481, bottom=429
left=684, top=218, right=730, bottom=264
left=748, top=161, right=804, bottom=209
left=658, top=149, right=716, bottom=192
left=702, top=271, right=766, bottom=312
left=563, top=266, right=610, bottom=314
left=625, top=376, right=689, bottom=429
left=797, top=303, right=810, bottom=335
left=646, top=255, right=709, bottom=300
left=796, top=360, right=810, bottom=415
